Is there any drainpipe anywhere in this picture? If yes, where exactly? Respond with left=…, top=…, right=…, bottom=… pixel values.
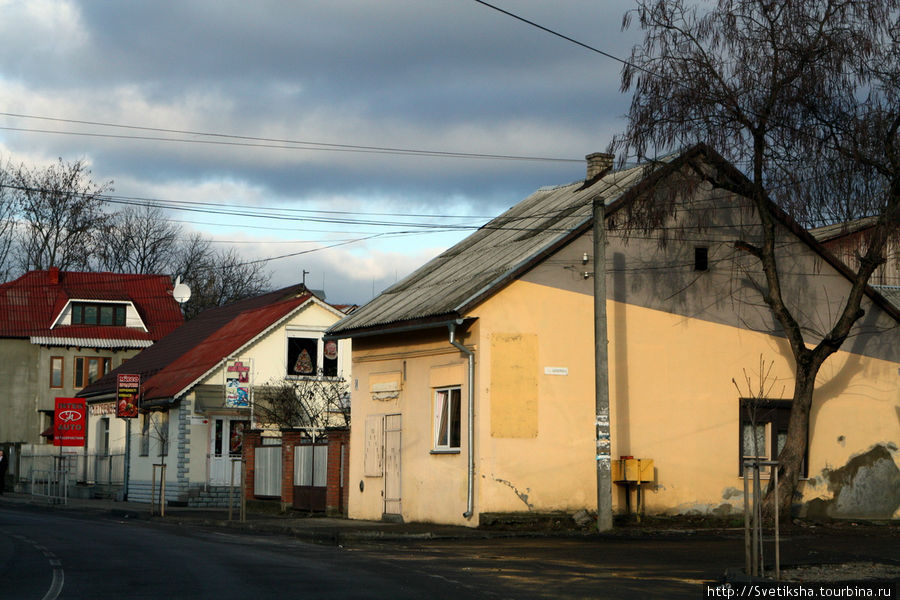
left=448, top=320, right=475, bottom=520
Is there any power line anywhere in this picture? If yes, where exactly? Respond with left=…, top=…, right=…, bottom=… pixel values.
left=0, top=113, right=583, bottom=164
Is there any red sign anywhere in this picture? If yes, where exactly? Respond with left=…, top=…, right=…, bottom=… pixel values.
left=116, top=374, right=140, bottom=418
left=54, top=398, right=86, bottom=447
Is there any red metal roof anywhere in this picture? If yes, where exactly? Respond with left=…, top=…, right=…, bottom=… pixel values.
left=0, top=269, right=184, bottom=342
left=79, top=285, right=342, bottom=403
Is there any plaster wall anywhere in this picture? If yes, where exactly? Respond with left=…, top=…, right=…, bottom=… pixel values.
left=348, top=331, right=471, bottom=524
left=0, top=339, right=40, bottom=445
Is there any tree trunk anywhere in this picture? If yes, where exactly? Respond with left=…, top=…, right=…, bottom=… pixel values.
left=763, top=357, right=816, bottom=521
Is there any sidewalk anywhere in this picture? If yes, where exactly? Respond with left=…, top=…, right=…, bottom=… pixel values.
left=3, top=490, right=897, bottom=550
left=0, top=491, right=540, bottom=545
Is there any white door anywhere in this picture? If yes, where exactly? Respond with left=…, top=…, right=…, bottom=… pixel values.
left=209, top=417, right=249, bottom=486
left=384, top=414, right=402, bottom=516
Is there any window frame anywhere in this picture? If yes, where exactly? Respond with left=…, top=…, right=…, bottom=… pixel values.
left=97, top=417, right=110, bottom=455
left=433, top=386, right=462, bottom=452
left=139, top=413, right=150, bottom=456
left=50, top=356, right=64, bottom=388
left=739, top=399, right=806, bottom=477
left=71, top=301, right=127, bottom=326
left=156, top=411, right=169, bottom=457
left=73, top=356, right=112, bottom=388
left=285, top=335, right=342, bottom=379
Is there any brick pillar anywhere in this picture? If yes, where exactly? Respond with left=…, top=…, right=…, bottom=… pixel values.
left=326, top=428, right=350, bottom=516
left=242, top=429, right=261, bottom=500
left=281, top=430, right=304, bottom=509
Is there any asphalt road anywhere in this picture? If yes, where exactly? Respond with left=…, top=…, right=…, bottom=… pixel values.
left=1, top=504, right=896, bottom=599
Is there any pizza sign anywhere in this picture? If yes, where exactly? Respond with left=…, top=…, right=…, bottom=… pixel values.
left=117, top=374, right=140, bottom=418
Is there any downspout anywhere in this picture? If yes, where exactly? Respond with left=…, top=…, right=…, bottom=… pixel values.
left=448, top=320, right=475, bottom=520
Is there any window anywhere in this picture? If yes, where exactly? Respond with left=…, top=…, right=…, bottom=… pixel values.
left=139, top=413, right=150, bottom=456
left=434, top=387, right=461, bottom=451
left=71, top=302, right=126, bottom=326
left=287, top=337, right=318, bottom=376
left=739, top=400, right=806, bottom=476
left=74, top=356, right=112, bottom=388
left=50, top=356, right=64, bottom=388
left=323, top=339, right=339, bottom=377
left=286, top=336, right=342, bottom=378
left=156, top=412, right=169, bottom=457
left=694, top=246, right=709, bottom=271
left=229, top=420, right=249, bottom=457
left=97, top=417, right=110, bottom=455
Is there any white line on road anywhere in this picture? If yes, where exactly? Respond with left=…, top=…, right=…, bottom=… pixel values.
left=2, top=530, right=65, bottom=600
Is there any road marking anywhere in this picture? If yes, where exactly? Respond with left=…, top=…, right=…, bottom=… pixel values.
left=42, top=565, right=64, bottom=600
left=2, top=529, right=65, bottom=600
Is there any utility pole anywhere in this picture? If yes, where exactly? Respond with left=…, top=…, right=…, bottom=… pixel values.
left=593, top=195, right=613, bottom=531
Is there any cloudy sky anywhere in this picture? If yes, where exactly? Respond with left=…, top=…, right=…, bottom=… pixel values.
left=0, top=0, right=641, bottom=304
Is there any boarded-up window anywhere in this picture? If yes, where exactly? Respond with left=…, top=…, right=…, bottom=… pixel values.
left=490, top=333, right=539, bottom=438
left=370, top=371, right=402, bottom=401
left=364, top=414, right=384, bottom=476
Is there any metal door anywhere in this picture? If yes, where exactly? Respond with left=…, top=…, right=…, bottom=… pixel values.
left=293, top=443, right=328, bottom=511
left=383, top=414, right=402, bottom=517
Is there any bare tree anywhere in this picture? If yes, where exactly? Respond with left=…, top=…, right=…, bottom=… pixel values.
left=253, top=375, right=350, bottom=433
left=614, top=0, right=898, bottom=517
left=0, top=160, right=19, bottom=281
left=12, top=158, right=112, bottom=272
left=175, top=244, right=271, bottom=320
left=95, top=204, right=181, bottom=274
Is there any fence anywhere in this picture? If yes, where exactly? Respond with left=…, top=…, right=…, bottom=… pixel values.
left=254, top=446, right=282, bottom=497
left=18, top=446, right=126, bottom=486
left=31, top=465, right=68, bottom=504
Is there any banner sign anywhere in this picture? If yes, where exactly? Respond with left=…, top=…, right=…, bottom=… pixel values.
left=225, top=359, right=251, bottom=408
left=117, top=374, right=140, bottom=418
left=54, top=397, right=86, bottom=447
left=90, top=402, right=116, bottom=416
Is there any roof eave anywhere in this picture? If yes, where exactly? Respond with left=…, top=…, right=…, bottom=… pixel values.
left=326, top=314, right=471, bottom=340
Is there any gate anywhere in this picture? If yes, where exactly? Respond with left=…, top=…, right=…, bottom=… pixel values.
left=253, top=445, right=282, bottom=497
left=293, top=443, right=327, bottom=511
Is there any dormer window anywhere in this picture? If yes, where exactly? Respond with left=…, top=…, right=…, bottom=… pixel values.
left=72, top=302, right=126, bottom=326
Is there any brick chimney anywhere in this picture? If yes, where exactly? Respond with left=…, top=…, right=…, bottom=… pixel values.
left=49, top=266, right=60, bottom=284
left=585, top=152, right=615, bottom=180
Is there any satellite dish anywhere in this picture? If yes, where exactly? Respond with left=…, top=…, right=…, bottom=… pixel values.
left=172, top=276, right=192, bottom=304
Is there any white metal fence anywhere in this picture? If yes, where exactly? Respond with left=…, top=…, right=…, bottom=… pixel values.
left=18, top=445, right=125, bottom=485
left=294, top=444, right=327, bottom=487
left=254, top=446, right=282, bottom=497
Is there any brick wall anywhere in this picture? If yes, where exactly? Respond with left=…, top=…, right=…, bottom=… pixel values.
left=281, top=430, right=304, bottom=507
left=242, top=429, right=261, bottom=500
left=326, top=428, right=349, bottom=516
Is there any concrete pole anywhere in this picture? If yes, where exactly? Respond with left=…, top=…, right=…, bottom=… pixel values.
left=593, top=196, right=613, bottom=532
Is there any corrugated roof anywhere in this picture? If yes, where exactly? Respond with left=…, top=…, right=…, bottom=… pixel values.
left=0, top=270, right=183, bottom=342
left=809, top=216, right=880, bottom=242
left=329, top=160, right=656, bottom=335
left=329, top=145, right=900, bottom=337
left=873, top=285, right=900, bottom=311
left=79, top=284, right=347, bottom=403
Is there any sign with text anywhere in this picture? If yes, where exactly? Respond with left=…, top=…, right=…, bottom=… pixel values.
left=225, top=359, right=251, bottom=408
left=116, top=374, right=140, bottom=418
left=54, top=397, right=86, bottom=447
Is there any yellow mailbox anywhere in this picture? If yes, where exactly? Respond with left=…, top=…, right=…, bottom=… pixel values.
left=612, top=457, right=654, bottom=483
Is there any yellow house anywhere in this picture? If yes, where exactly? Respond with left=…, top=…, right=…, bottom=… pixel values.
left=327, top=145, right=900, bottom=527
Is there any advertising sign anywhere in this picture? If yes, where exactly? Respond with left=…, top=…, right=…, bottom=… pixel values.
left=54, top=397, right=87, bottom=447
left=225, top=359, right=251, bottom=408
left=116, top=373, right=140, bottom=418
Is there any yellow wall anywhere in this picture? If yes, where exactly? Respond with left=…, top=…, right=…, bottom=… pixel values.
left=348, top=332, right=471, bottom=524
left=347, top=276, right=899, bottom=525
